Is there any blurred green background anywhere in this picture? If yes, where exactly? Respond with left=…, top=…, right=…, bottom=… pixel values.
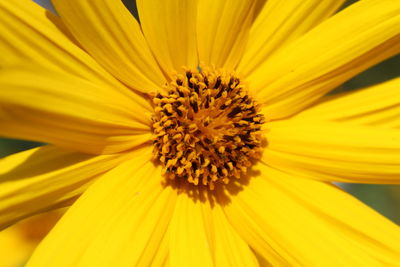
left=2, top=0, right=399, bottom=226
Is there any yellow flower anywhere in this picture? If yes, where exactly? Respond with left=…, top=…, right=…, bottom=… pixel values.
left=0, top=0, right=400, bottom=266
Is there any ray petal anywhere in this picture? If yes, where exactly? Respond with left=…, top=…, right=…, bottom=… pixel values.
left=0, top=66, right=152, bottom=154
left=263, top=120, right=400, bottom=184
left=248, top=0, right=400, bottom=119
left=197, top=0, right=255, bottom=70
left=27, top=148, right=176, bottom=267
left=52, top=0, right=165, bottom=93
left=0, top=145, right=128, bottom=229
left=239, top=0, right=346, bottom=76
left=137, top=0, right=198, bottom=75
left=292, top=78, right=400, bottom=128
left=224, top=164, right=400, bottom=265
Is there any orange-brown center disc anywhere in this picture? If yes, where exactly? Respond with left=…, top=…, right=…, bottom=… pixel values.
left=151, top=67, right=265, bottom=190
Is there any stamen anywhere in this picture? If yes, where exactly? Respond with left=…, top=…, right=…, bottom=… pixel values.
left=151, top=67, right=265, bottom=190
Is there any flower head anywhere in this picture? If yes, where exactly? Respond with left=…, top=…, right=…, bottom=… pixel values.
left=1, top=0, right=400, bottom=266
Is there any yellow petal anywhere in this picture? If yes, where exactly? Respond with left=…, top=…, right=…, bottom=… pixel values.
left=169, top=191, right=258, bottom=266
left=142, top=226, right=170, bottom=267
left=0, top=210, right=62, bottom=266
left=28, top=148, right=176, bottom=267
left=249, top=0, right=400, bottom=119
left=0, top=0, right=131, bottom=94
left=169, top=192, right=214, bottom=267
left=197, top=0, right=255, bottom=70
left=263, top=120, right=400, bottom=183
left=52, top=0, right=165, bottom=93
left=224, top=164, right=400, bottom=265
left=0, top=66, right=152, bottom=154
left=137, top=0, right=198, bottom=75
left=0, top=145, right=127, bottom=229
left=251, top=249, right=271, bottom=267
left=212, top=205, right=258, bottom=267
left=239, top=0, right=346, bottom=76
left=0, top=222, right=36, bottom=266
left=292, top=78, right=400, bottom=128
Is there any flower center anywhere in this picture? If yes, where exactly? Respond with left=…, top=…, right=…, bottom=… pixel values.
left=151, top=67, right=265, bottom=190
